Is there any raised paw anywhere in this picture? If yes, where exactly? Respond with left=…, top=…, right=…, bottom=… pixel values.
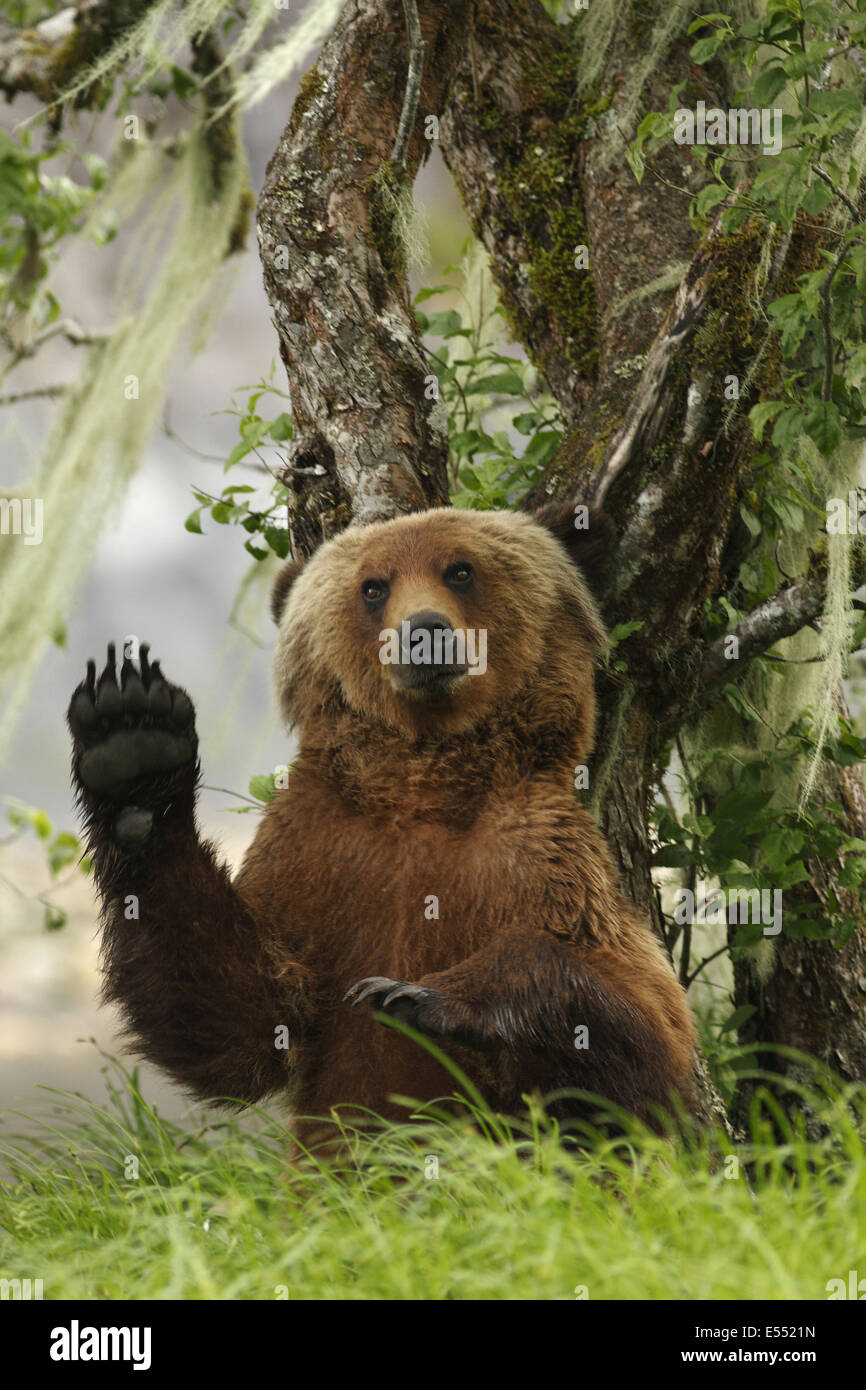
left=68, top=642, right=197, bottom=802
left=344, top=976, right=499, bottom=1051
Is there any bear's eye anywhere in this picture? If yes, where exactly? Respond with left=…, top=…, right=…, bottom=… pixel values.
left=444, top=562, right=474, bottom=589
left=361, top=578, right=388, bottom=606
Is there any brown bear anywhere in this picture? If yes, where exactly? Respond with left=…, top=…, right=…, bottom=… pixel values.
left=67, top=503, right=696, bottom=1146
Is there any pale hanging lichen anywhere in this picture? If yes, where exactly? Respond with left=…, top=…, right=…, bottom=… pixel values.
left=0, top=123, right=248, bottom=762
left=46, top=0, right=276, bottom=114
left=581, top=1, right=690, bottom=174
left=576, top=0, right=629, bottom=99
left=607, top=262, right=690, bottom=322
left=1, top=0, right=350, bottom=765
left=684, top=439, right=862, bottom=814
left=798, top=445, right=859, bottom=811
left=366, top=161, right=430, bottom=283
left=229, top=0, right=346, bottom=115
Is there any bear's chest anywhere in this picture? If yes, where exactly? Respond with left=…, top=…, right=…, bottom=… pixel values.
left=291, top=801, right=509, bottom=957
left=238, top=778, right=543, bottom=984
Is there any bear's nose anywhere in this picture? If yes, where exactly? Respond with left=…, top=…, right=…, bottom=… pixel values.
left=393, top=610, right=467, bottom=691
left=404, top=610, right=455, bottom=659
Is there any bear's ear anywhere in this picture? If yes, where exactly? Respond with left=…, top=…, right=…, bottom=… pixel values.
left=533, top=499, right=614, bottom=597
left=270, top=556, right=307, bottom=625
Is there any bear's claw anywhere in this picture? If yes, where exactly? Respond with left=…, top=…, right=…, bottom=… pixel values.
left=344, top=977, right=436, bottom=1019
left=344, top=977, right=443, bottom=1034
left=345, top=975, right=502, bottom=1052
left=68, top=642, right=197, bottom=801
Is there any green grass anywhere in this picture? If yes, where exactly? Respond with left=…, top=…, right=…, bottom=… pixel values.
left=1, top=1049, right=864, bottom=1301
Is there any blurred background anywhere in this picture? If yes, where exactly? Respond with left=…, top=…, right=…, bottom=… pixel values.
left=0, top=50, right=470, bottom=1123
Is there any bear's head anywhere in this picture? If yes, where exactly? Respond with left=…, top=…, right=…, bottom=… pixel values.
left=271, top=503, right=609, bottom=761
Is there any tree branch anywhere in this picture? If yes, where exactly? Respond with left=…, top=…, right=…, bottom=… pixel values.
left=586, top=231, right=722, bottom=508
left=0, top=383, right=67, bottom=405
left=699, top=574, right=827, bottom=691
left=256, top=0, right=467, bottom=557
left=0, top=1, right=149, bottom=104
left=390, top=0, right=425, bottom=171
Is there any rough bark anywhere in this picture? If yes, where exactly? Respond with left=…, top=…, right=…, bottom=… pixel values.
left=256, top=0, right=468, bottom=558
left=438, top=1, right=597, bottom=421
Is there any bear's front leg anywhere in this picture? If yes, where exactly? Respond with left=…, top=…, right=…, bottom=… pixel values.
left=68, top=643, right=312, bottom=1105
left=346, top=928, right=695, bottom=1126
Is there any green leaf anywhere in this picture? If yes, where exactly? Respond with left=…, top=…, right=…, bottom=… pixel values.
left=731, top=920, right=765, bottom=948
left=464, top=371, right=526, bottom=396
left=268, top=412, right=293, bottom=442
left=451, top=428, right=496, bottom=457
left=652, top=845, right=695, bottom=868
left=771, top=405, right=807, bottom=455
left=682, top=812, right=714, bottom=839
left=608, top=620, right=644, bottom=649
left=753, top=64, right=788, bottom=105
left=184, top=508, right=204, bottom=534
left=776, top=859, right=810, bottom=889
left=694, top=183, right=728, bottom=217
left=719, top=1004, right=756, bottom=1035
left=170, top=65, right=198, bottom=101
left=48, top=831, right=80, bottom=877
left=766, top=494, right=803, bottom=531
left=687, top=13, right=735, bottom=32
left=690, top=32, right=726, bottom=63
left=44, top=905, right=67, bottom=932
left=264, top=526, right=290, bottom=559
left=513, top=411, right=542, bottom=435
left=826, top=739, right=865, bottom=767
left=424, top=309, right=465, bottom=338
left=520, top=430, right=562, bottom=465
left=760, top=826, right=804, bottom=871
left=249, top=775, right=277, bottom=804
left=224, top=440, right=250, bottom=470
left=803, top=402, right=841, bottom=455
left=413, top=285, right=451, bottom=303
left=748, top=399, right=786, bottom=443
left=16, top=807, right=54, bottom=841
left=767, top=294, right=809, bottom=356
left=800, top=177, right=833, bottom=217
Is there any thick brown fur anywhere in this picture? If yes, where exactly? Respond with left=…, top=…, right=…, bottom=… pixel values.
left=68, top=506, right=696, bottom=1145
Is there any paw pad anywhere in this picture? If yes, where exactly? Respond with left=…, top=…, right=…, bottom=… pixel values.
left=68, top=643, right=197, bottom=799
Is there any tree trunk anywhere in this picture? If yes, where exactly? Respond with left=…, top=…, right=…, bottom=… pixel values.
left=257, top=0, right=469, bottom=556
left=256, top=0, right=866, bottom=1133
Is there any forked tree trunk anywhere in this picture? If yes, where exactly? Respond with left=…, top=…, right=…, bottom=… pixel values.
left=255, top=0, right=866, bottom=1131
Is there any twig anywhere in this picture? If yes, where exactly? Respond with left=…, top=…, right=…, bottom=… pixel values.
left=390, top=0, right=425, bottom=171
left=200, top=785, right=262, bottom=806
left=685, top=943, right=730, bottom=989
left=0, top=384, right=67, bottom=405
left=814, top=163, right=861, bottom=223
left=162, top=403, right=226, bottom=464
left=821, top=240, right=856, bottom=402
